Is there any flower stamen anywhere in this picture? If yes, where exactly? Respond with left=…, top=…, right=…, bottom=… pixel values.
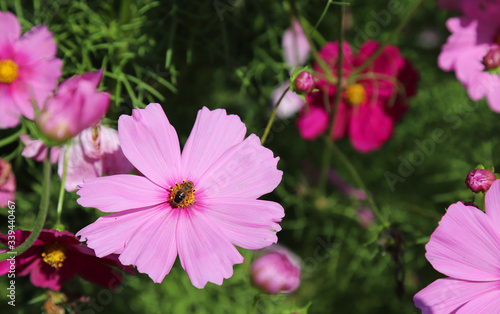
left=0, top=60, right=18, bottom=84
left=169, top=180, right=195, bottom=208
left=41, top=242, right=67, bottom=268
left=345, top=83, right=367, bottom=107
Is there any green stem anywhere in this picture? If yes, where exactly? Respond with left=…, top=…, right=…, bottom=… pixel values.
left=328, top=141, right=388, bottom=226
left=352, top=0, right=425, bottom=76
left=261, top=86, right=289, bottom=145
left=0, top=155, right=52, bottom=261
left=55, top=139, right=71, bottom=230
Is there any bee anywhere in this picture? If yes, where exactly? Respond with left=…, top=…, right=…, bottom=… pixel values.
left=171, top=180, right=195, bottom=207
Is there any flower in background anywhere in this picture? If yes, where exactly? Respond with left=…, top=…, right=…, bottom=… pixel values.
left=438, top=2, right=500, bottom=111
left=297, top=40, right=418, bottom=152
left=414, top=180, right=500, bottom=312
left=0, top=159, right=15, bottom=207
left=36, top=70, right=110, bottom=142
left=59, top=125, right=134, bottom=192
left=356, top=208, right=375, bottom=229
left=465, top=168, right=496, bottom=192
left=0, top=11, right=62, bottom=129
left=20, top=134, right=60, bottom=164
left=0, top=229, right=134, bottom=291
left=272, top=19, right=311, bottom=119
left=76, top=104, right=284, bottom=289
left=251, top=245, right=301, bottom=294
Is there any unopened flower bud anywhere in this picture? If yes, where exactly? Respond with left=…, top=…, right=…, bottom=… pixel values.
left=251, top=245, right=301, bottom=294
left=293, top=72, right=315, bottom=94
left=483, top=48, right=500, bottom=70
left=465, top=168, right=496, bottom=192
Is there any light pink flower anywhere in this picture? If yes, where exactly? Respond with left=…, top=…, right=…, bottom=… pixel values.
left=59, top=125, right=133, bottom=192
left=36, top=70, right=110, bottom=142
left=0, top=158, right=15, bottom=207
left=76, top=104, right=284, bottom=289
left=20, top=134, right=60, bottom=164
left=272, top=82, right=305, bottom=119
left=0, top=11, right=62, bottom=128
left=414, top=180, right=500, bottom=312
left=251, top=245, right=301, bottom=294
left=282, top=19, right=310, bottom=68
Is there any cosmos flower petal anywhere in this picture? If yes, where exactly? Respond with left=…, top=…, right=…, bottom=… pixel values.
left=348, top=103, right=393, bottom=153
left=282, top=19, right=310, bottom=68
left=181, top=107, right=246, bottom=183
left=0, top=11, right=20, bottom=50
left=118, top=103, right=181, bottom=187
left=197, top=134, right=282, bottom=199
left=77, top=175, right=167, bottom=212
left=177, top=209, right=244, bottom=289
left=77, top=206, right=165, bottom=257
left=456, top=290, right=500, bottom=313
left=425, top=202, right=500, bottom=281
left=120, top=208, right=178, bottom=283
left=99, top=126, right=134, bottom=175
left=414, top=278, right=500, bottom=313
left=202, top=198, right=284, bottom=249
left=59, top=139, right=101, bottom=192
left=66, top=253, right=124, bottom=290
left=0, top=88, right=22, bottom=128
left=485, top=180, right=500, bottom=226
left=296, top=102, right=330, bottom=140
left=15, top=25, right=57, bottom=65
left=272, top=82, right=304, bottom=119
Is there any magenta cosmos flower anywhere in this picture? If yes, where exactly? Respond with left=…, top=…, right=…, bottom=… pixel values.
left=297, top=40, right=418, bottom=152
left=251, top=245, right=301, bottom=294
left=0, top=158, right=15, bottom=207
left=0, top=229, right=134, bottom=291
left=438, top=2, right=500, bottom=111
left=76, top=103, right=284, bottom=289
left=0, top=11, right=62, bottom=128
left=59, top=125, right=133, bottom=192
left=36, top=70, right=110, bottom=142
left=414, top=180, right=500, bottom=312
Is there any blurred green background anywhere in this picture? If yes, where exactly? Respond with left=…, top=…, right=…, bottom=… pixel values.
left=1, top=0, right=499, bottom=313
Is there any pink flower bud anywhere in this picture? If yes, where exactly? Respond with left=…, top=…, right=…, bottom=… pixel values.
left=465, top=168, right=496, bottom=192
left=293, top=72, right=315, bottom=94
left=251, top=245, right=301, bottom=294
left=483, top=48, right=500, bottom=70
left=36, top=70, right=110, bottom=142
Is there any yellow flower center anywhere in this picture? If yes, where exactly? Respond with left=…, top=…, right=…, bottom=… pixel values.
left=0, top=60, right=19, bottom=84
left=169, top=180, right=195, bottom=208
left=41, top=242, right=67, bottom=268
left=345, top=84, right=367, bottom=107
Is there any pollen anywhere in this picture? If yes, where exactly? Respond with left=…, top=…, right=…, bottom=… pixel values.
left=41, top=242, right=67, bottom=268
left=345, top=83, right=367, bottom=107
left=169, top=180, right=195, bottom=208
left=0, top=59, right=19, bottom=84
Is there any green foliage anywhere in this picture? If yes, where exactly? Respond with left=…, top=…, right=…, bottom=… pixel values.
left=0, top=0, right=498, bottom=313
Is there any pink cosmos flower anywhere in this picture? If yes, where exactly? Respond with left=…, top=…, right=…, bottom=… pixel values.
left=76, top=104, right=284, bottom=289
left=59, top=125, right=134, bottom=192
left=414, top=180, right=500, bottom=312
left=297, top=40, right=418, bottom=152
left=36, top=70, right=110, bottom=142
left=0, top=11, right=62, bottom=129
left=251, top=245, right=301, bottom=294
left=0, top=229, right=134, bottom=291
left=438, top=3, right=500, bottom=111
left=20, top=134, right=60, bottom=164
left=0, top=158, right=15, bottom=207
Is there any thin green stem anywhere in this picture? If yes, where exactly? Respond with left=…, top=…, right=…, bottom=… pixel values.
left=261, top=87, right=289, bottom=145
left=0, top=155, right=52, bottom=261
left=329, top=141, right=388, bottom=226
left=352, top=0, right=425, bottom=76
left=55, top=139, right=71, bottom=230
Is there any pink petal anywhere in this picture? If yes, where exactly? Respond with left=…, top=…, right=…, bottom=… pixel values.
left=59, top=138, right=101, bottom=192
left=348, top=102, right=393, bottom=153
left=21, top=58, right=62, bottom=109
left=176, top=208, right=243, bottom=288
left=99, top=126, right=134, bottom=175
left=485, top=180, right=500, bottom=226
left=0, top=12, right=20, bottom=56
left=296, top=103, right=330, bottom=140
left=414, top=278, right=500, bottom=313
left=119, top=208, right=178, bottom=283
left=425, top=202, right=500, bottom=281
left=15, top=25, right=57, bottom=65
left=118, top=103, right=181, bottom=188
left=457, top=289, right=500, bottom=313
left=181, top=107, right=246, bottom=183
left=77, top=206, right=165, bottom=257
left=20, top=134, right=49, bottom=162
left=77, top=175, right=167, bottom=212
left=201, top=198, right=284, bottom=249
left=282, top=19, right=310, bottom=67
left=272, top=82, right=304, bottom=119
left=66, top=252, right=124, bottom=290
left=0, top=86, right=21, bottom=128
left=197, top=134, right=282, bottom=199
